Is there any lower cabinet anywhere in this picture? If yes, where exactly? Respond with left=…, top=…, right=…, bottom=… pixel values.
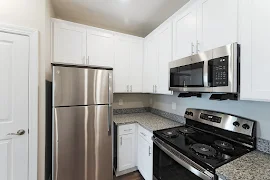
left=116, top=123, right=153, bottom=179
left=117, top=125, right=136, bottom=172
left=137, top=133, right=153, bottom=180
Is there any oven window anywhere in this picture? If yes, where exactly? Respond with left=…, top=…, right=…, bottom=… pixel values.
left=154, top=144, right=202, bottom=180
left=170, top=62, right=204, bottom=87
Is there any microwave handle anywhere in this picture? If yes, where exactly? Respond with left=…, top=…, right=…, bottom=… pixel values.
left=203, top=61, right=209, bottom=87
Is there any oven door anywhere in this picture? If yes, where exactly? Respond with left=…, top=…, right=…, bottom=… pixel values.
left=153, top=137, right=215, bottom=180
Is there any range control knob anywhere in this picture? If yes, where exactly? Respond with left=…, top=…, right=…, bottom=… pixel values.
left=233, top=121, right=240, bottom=127
left=242, top=124, right=250, bottom=130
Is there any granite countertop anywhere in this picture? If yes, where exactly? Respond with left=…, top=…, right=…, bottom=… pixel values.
left=113, top=112, right=183, bottom=132
left=217, top=151, right=270, bottom=180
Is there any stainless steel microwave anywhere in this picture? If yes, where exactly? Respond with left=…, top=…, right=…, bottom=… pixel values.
left=169, top=43, right=239, bottom=93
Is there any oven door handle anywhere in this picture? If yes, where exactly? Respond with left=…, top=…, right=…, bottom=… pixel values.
left=153, top=137, right=214, bottom=180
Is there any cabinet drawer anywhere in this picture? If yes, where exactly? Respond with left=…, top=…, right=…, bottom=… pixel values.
left=118, top=124, right=136, bottom=135
left=138, top=125, right=153, bottom=143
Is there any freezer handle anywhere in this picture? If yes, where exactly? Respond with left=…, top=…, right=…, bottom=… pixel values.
left=108, top=72, right=113, bottom=104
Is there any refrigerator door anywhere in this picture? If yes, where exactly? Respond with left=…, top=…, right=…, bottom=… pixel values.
left=53, top=66, right=113, bottom=107
left=53, top=105, right=113, bottom=180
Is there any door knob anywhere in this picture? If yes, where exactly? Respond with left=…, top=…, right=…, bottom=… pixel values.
left=7, top=129, right=25, bottom=136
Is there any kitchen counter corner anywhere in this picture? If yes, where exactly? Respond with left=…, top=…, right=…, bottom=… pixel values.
left=113, top=112, right=183, bottom=132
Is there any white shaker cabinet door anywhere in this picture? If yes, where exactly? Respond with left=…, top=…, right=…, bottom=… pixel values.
left=114, top=36, right=130, bottom=93
left=239, top=0, right=270, bottom=102
left=173, top=5, right=197, bottom=60
left=53, top=21, right=87, bottom=64
left=137, top=134, right=153, bottom=180
left=156, top=21, right=173, bottom=95
left=197, top=0, right=238, bottom=52
left=118, top=133, right=136, bottom=171
left=87, top=28, right=115, bottom=67
left=143, top=37, right=158, bottom=93
left=129, top=39, right=144, bottom=93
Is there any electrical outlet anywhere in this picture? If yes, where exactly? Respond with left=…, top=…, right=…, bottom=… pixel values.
left=119, top=99, right=124, bottom=106
left=149, top=98, right=153, bottom=105
left=172, top=102, right=176, bottom=110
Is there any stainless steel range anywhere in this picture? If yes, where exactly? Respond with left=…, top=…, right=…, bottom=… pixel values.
left=152, top=108, right=256, bottom=180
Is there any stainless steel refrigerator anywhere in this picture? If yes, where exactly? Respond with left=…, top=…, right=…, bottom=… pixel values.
left=52, top=63, right=113, bottom=180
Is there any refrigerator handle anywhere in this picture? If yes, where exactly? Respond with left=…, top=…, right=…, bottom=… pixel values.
left=108, top=72, right=113, bottom=136
left=108, top=105, right=112, bottom=136
left=108, top=72, right=113, bottom=104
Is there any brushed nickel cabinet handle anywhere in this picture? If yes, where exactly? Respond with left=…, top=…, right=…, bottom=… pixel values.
left=149, top=146, right=151, bottom=156
left=191, top=42, right=194, bottom=55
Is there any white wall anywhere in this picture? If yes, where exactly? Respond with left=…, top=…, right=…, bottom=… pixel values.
left=0, top=1, right=55, bottom=180
left=150, top=93, right=270, bottom=140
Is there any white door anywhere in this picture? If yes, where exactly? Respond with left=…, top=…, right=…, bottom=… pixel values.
left=156, top=21, right=173, bottom=95
left=143, top=37, right=158, bottom=93
left=0, top=32, right=29, bottom=180
left=87, top=28, right=115, bottom=67
left=197, top=0, right=238, bottom=52
left=173, top=4, right=197, bottom=60
left=118, top=133, right=136, bottom=171
left=239, top=0, right=270, bottom=102
left=129, top=39, right=143, bottom=93
left=53, top=21, right=87, bottom=64
left=137, top=135, right=152, bottom=180
left=114, top=36, right=130, bottom=93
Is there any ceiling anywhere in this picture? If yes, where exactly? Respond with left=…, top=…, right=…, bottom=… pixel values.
left=52, top=0, right=189, bottom=37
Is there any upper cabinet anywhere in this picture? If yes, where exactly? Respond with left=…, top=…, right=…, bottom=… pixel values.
left=173, top=0, right=238, bottom=60
left=173, top=4, right=197, bottom=60
left=87, top=28, right=115, bottom=67
left=53, top=20, right=87, bottom=64
left=114, top=34, right=144, bottom=93
left=197, top=0, right=238, bottom=52
left=239, top=0, right=270, bottom=102
left=143, top=36, right=158, bottom=93
left=143, top=21, right=173, bottom=95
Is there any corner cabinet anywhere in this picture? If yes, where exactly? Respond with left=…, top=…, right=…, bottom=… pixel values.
left=114, top=34, right=144, bottom=93
left=52, top=20, right=87, bottom=64
left=143, top=21, right=173, bottom=95
left=239, top=0, right=270, bottom=102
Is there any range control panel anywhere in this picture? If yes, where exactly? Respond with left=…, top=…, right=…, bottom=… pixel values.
left=209, top=56, right=228, bottom=87
left=199, top=113, right=222, bottom=123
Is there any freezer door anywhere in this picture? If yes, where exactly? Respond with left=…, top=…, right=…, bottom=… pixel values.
left=53, top=105, right=113, bottom=180
left=53, top=66, right=113, bottom=106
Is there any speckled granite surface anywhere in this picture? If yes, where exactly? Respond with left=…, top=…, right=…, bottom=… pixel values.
left=217, top=151, right=270, bottom=180
left=113, top=112, right=183, bottom=132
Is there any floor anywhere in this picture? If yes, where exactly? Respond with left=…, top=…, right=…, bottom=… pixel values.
left=114, top=171, right=144, bottom=180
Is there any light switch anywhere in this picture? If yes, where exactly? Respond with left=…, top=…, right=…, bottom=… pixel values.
left=172, top=102, right=176, bottom=110
left=119, top=99, right=124, bottom=106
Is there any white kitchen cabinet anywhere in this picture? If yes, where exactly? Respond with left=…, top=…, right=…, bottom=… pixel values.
left=239, top=0, right=270, bottom=102
left=143, top=21, right=173, bottom=95
left=118, top=133, right=136, bottom=171
left=114, top=34, right=144, bottom=93
left=137, top=128, right=153, bottom=180
left=143, top=36, right=158, bottom=93
left=87, top=28, right=115, bottom=67
left=173, top=4, right=197, bottom=60
left=53, top=20, right=87, bottom=64
left=197, top=0, right=238, bottom=52
left=156, top=22, right=173, bottom=95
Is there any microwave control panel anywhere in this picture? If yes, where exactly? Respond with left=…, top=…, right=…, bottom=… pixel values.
left=209, top=56, right=228, bottom=87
